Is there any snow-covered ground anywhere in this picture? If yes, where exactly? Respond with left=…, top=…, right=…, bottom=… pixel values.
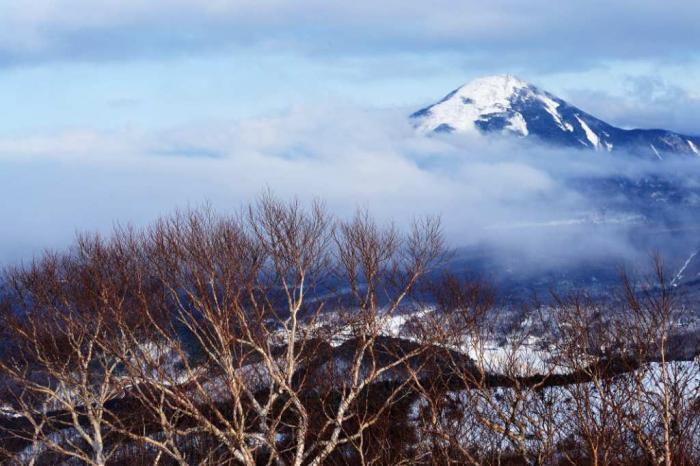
left=409, top=359, right=700, bottom=458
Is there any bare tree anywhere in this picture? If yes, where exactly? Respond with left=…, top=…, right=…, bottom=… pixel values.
left=407, top=276, right=562, bottom=465
left=3, top=202, right=700, bottom=466
left=549, top=256, right=700, bottom=466
left=51, top=197, right=447, bottom=465
left=0, top=236, right=137, bottom=465
left=614, top=257, right=700, bottom=465
left=548, top=294, right=633, bottom=465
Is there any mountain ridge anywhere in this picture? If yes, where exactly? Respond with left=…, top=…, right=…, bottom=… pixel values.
left=411, top=75, right=700, bottom=159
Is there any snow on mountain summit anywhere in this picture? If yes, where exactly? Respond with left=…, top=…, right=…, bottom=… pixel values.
left=412, top=74, right=533, bottom=135
left=411, top=75, right=700, bottom=159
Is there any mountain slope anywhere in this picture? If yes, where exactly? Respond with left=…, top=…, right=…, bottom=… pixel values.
left=411, top=75, right=700, bottom=159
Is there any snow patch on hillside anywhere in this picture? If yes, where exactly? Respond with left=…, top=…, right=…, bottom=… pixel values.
left=575, top=115, right=599, bottom=150
left=538, top=94, right=571, bottom=132
left=672, top=251, right=698, bottom=287
left=507, top=112, right=529, bottom=136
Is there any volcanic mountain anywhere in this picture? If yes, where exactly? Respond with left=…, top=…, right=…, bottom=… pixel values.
left=411, top=75, right=700, bottom=159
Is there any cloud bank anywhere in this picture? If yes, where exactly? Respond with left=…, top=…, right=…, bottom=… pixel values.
left=1, top=1, right=699, bottom=72
left=2, top=104, right=698, bottom=275
left=567, top=76, right=700, bottom=136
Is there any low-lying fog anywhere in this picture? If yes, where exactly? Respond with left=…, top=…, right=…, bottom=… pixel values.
left=1, top=104, right=699, bottom=286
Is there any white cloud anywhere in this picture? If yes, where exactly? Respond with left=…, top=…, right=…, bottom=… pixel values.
left=566, top=77, right=700, bottom=136
left=3, top=103, right=693, bottom=270
left=0, top=0, right=699, bottom=71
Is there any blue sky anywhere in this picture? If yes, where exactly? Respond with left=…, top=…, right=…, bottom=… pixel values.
left=1, top=0, right=699, bottom=133
left=1, top=0, right=699, bottom=261
left=4, top=54, right=699, bottom=133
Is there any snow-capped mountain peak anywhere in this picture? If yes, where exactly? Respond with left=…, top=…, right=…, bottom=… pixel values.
left=411, top=75, right=700, bottom=158
left=439, top=74, right=530, bottom=128
left=412, top=75, right=555, bottom=137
